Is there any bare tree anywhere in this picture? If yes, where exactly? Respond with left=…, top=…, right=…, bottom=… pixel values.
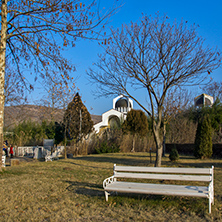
left=167, top=116, right=197, bottom=144
left=0, top=0, right=119, bottom=168
left=38, top=76, right=76, bottom=121
left=204, top=81, right=222, bottom=102
left=4, top=64, right=26, bottom=105
left=87, top=14, right=221, bottom=166
left=38, top=76, right=77, bottom=159
left=162, top=88, right=193, bottom=156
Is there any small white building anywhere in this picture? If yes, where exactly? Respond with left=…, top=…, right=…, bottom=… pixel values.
left=194, top=94, right=214, bottom=108
left=94, top=95, right=133, bottom=133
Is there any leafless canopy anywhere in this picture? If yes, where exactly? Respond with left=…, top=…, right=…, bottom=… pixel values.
left=204, top=81, right=222, bottom=102
left=88, top=14, right=221, bottom=116
left=1, top=0, right=119, bottom=90
left=4, top=63, right=26, bottom=105
left=88, top=14, right=221, bottom=166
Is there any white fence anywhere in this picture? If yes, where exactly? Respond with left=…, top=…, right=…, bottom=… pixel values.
left=16, top=146, right=64, bottom=159
left=17, top=147, right=36, bottom=157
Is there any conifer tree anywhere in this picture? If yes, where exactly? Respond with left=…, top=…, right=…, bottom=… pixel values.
left=194, top=115, right=213, bottom=159
left=64, top=93, right=93, bottom=142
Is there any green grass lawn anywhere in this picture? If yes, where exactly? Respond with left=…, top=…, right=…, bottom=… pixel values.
left=0, top=153, right=222, bottom=221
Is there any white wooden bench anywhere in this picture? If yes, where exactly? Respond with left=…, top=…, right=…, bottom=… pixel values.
left=103, top=164, right=214, bottom=213
left=2, top=155, right=6, bottom=167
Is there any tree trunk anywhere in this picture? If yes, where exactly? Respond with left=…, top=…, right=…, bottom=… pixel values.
left=64, top=143, right=67, bottom=159
left=153, top=127, right=163, bottom=167
left=152, top=107, right=163, bottom=167
left=131, top=134, right=135, bottom=152
left=162, top=122, right=166, bottom=157
left=64, top=129, right=67, bottom=159
left=0, top=0, right=8, bottom=170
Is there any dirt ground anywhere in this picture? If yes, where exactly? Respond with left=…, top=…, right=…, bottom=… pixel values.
left=5, top=156, right=39, bottom=166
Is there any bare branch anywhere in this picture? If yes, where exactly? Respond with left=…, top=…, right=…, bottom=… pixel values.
left=87, top=14, right=221, bottom=166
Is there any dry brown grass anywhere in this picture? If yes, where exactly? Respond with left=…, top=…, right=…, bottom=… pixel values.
left=0, top=153, right=222, bottom=221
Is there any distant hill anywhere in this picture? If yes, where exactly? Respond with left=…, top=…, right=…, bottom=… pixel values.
left=4, top=105, right=102, bottom=129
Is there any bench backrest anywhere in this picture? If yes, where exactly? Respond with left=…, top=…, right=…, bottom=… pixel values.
left=113, top=165, right=214, bottom=182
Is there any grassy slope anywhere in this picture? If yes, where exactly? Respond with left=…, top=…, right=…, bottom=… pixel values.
left=0, top=153, right=222, bottom=221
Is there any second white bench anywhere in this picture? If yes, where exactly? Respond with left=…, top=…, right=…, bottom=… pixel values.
left=103, top=164, right=214, bottom=213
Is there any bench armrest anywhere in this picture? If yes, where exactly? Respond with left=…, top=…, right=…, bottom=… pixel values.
left=103, top=176, right=115, bottom=188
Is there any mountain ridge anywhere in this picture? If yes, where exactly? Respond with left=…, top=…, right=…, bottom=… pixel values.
left=4, top=105, right=102, bottom=129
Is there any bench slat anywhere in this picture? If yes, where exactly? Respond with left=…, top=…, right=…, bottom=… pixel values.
left=105, top=181, right=209, bottom=197
left=114, top=172, right=212, bottom=182
left=114, top=166, right=212, bottom=175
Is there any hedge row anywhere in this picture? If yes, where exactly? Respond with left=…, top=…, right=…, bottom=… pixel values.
left=166, top=143, right=222, bottom=158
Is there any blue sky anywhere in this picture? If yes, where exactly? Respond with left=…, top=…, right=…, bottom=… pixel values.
left=34, top=0, right=222, bottom=115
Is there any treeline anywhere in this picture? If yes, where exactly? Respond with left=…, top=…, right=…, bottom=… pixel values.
left=86, top=99, right=222, bottom=157
left=4, top=96, right=222, bottom=159
left=4, top=92, right=93, bottom=148
left=5, top=120, right=64, bottom=146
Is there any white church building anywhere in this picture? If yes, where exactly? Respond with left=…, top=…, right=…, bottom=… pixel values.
left=94, top=95, right=133, bottom=133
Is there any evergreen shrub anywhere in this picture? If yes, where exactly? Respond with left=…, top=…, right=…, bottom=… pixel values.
left=169, top=145, right=179, bottom=161
left=95, top=141, right=120, bottom=154
left=194, top=115, right=213, bottom=159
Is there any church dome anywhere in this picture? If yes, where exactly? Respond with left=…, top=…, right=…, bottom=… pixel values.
left=115, top=98, right=132, bottom=113
left=115, top=98, right=128, bottom=109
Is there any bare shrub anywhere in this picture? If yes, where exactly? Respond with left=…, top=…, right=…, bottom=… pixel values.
left=66, top=128, right=156, bottom=155
left=120, top=130, right=155, bottom=153
left=167, top=117, right=197, bottom=144
left=120, top=134, right=133, bottom=152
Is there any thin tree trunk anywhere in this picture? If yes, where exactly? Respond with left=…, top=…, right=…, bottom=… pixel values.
left=131, top=134, right=135, bottom=152
left=64, top=125, right=67, bottom=159
left=64, top=143, right=67, bottom=159
left=0, top=0, right=8, bottom=170
left=162, top=122, right=166, bottom=157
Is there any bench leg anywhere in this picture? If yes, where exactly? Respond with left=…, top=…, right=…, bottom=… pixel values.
left=209, top=194, right=214, bottom=214
left=105, top=191, right=109, bottom=201
left=209, top=187, right=214, bottom=213
left=209, top=199, right=211, bottom=214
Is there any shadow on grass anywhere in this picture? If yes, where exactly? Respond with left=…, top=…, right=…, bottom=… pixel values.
left=65, top=161, right=111, bottom=169
left=64, top=179, right=209, bottom=214
left=65, top=180, right=104, bottom=197
left=71, top=154, right=222, bottom=169
left=161, top=160, right=222, bottom=169
left=176, top=156, right=196, bottom=160
left=65, top=180, right=176, bottom=202
left=73, top=155, right=152, bottom=166
left=122, top=154, right=153, bottom=158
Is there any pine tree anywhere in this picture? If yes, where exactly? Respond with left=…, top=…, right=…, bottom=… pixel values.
left=64, top=93, right=93, bottom=142
left=194, top=115, right=213, bottom=159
